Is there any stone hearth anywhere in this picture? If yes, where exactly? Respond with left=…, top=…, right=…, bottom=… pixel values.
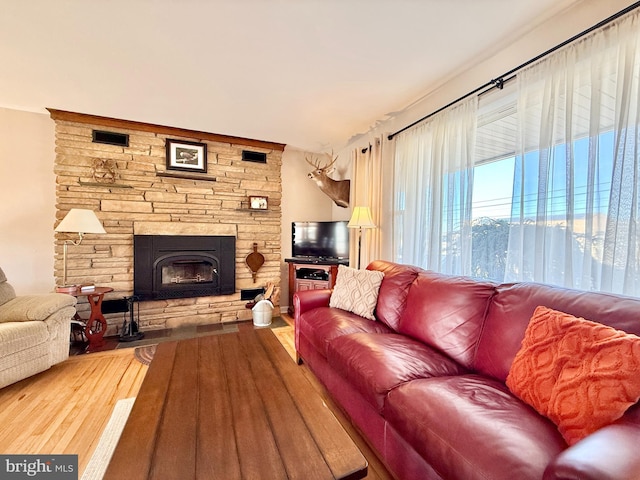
left=50, top=109, right=284, bottom=334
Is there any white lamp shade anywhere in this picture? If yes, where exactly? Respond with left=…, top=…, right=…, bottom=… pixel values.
left=55, top=209, right=106, bottom=234
left=347, top=206, right=376, bottom=229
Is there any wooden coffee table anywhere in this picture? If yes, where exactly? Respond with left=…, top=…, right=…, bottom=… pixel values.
left=103, top=326, right=368, bottom=480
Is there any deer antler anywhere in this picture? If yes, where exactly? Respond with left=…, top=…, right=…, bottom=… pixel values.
left=324, top=150, right=338, bottom=169
left=305, top=155, right=322, bottom=169
left=305, top=151, right=338, bottom=170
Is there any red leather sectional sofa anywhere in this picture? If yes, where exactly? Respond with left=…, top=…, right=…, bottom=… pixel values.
left=294, top=260, right=640, bottom=480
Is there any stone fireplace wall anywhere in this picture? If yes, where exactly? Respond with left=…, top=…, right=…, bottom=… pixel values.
left=50, top=109, right=284, bottom=334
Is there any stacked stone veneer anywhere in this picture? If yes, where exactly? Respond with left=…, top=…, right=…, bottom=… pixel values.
left=50, top=109, right=284, bottom=334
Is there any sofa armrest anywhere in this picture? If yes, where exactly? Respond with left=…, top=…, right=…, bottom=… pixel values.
left=293, top=289, right=332, bottom=364
left=293, top=289, right=332, bottom=319
left=544, top=406, right=640, bottom=480
left=0, top=293, right=77, bottom=323
left=44, top=305, right=77, bottom=364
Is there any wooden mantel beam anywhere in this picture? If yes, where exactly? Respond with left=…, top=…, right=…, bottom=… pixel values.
left=47, top=108, right=286, bottom=152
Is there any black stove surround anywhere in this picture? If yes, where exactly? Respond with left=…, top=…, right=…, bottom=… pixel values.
left=133, top=235, right=235, bottom=301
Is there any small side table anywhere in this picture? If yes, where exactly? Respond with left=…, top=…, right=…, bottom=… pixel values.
left=71, top=287, right=113, bottom=352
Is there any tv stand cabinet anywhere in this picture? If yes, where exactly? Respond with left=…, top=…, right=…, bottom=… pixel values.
left=285, top=258, right=347, bottom=316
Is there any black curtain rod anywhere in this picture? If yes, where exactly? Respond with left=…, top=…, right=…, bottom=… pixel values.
left=388, top=1, right=640, bottom=141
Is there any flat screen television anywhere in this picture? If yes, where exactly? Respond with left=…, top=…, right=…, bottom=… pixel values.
left=292, top=221, right=349, bottom=260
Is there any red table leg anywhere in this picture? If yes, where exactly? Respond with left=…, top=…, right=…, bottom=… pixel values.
left=84, top=292, right=107, bottom=351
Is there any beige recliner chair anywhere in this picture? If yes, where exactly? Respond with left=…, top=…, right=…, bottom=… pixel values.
left=0, top=267, right=77, bottom=389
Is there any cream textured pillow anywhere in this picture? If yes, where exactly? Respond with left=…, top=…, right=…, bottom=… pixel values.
left=329, top=265, right=384, bottom=320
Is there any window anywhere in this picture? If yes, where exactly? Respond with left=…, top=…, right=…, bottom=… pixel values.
left=393, top=10, right=640, bottom=296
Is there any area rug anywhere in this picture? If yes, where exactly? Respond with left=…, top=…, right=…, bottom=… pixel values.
left=134, top=344, right=157, bottom=366
left=81, top=397, right=135, bottom=480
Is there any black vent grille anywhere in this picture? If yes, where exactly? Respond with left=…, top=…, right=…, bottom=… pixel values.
left=92, top=130, right=129, bottom=147
left=242, top=150, right=267, bottom=163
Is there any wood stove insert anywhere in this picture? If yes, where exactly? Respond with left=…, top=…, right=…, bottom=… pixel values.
left=133, top=235, right=235, bottom=301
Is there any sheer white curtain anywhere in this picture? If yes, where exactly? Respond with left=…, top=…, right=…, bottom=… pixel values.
left=350, top=136, right=384, bottom=267
left=393, top=97, right=478, bottom=274
left=506, top=10, right=640, bottom=295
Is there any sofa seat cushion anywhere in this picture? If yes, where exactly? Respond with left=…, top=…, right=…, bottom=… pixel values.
left=298, top=307, right=393, bottom=358
left=383, top=375, right=567, bottom=480
left=327, top=333, right=468, bottom=412
left=0, top=293, right=77, bottom=323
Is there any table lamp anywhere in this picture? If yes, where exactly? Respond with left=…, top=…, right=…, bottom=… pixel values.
left=347, top=206, right=376, bottom=269
left=55, top=208, right=106, bottom=290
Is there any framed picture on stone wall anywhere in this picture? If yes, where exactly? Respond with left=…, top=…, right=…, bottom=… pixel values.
left=249, top=196, right=268, bottom=210
left=166, top=138, right=207, bottom=173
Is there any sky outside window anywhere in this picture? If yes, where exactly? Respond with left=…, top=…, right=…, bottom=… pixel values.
left=471, top=157, right=515, bottom=220
left=471, top=130, right=614, bottom=222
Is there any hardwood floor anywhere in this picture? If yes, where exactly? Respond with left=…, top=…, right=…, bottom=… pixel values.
left=0, top=348, right=147, bottom=475
left=0, top=315, right=393, bottom=480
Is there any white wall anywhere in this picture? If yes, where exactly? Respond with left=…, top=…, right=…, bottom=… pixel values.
left=280, top=146, right=334, bottom=309
left=0, top=108, right=56, bottom=294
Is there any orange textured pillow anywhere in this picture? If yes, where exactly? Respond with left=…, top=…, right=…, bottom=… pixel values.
left=506, top=305, right=640, bottom=445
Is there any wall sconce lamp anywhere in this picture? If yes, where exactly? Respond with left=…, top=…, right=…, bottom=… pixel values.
left=55, top=208, right=106, bottom=288
left=347, top=206, right=376, bottom=269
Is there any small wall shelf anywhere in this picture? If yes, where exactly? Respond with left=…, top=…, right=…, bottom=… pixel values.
left=79, top=181, right=133, bottom=189
left=156, top=172, right=217, bottom=182
left=237, top=200, right=269, bottom=211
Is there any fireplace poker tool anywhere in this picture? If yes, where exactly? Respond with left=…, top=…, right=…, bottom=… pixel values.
left=120, top=295, right=144, bottom=342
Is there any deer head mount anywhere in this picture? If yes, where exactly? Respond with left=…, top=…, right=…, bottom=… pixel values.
left=305, top=153, right=350, bottom=208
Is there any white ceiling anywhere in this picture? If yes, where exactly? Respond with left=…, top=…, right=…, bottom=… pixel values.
left=0, top=0, right=581, bottom=152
